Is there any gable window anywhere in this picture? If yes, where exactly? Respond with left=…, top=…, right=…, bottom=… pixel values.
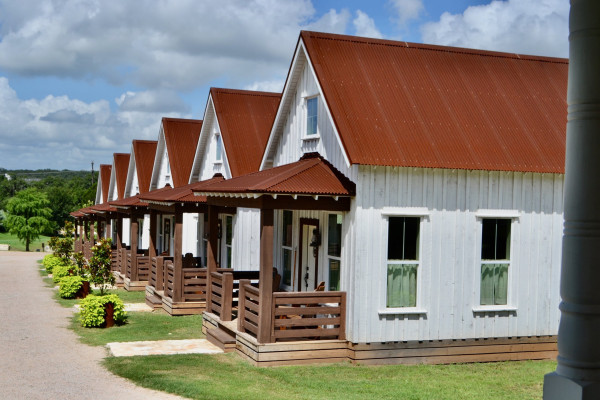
left=480, top=219, right=511, bottom=306
left=215, top=134, right=223, bottom=162
left=387, top=217, right=420, bottom=308
left=281, top=210, right=293, bottom=287
left=306, top=96, right=318, bottom=136
left=327, top=214, right=342, bottom=291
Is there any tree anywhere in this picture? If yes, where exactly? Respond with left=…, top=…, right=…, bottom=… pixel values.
left=5, top=188, right=52, bottom=251
left=0, top=209, right=6, bottom=232
left=88, top=238, right=114, bottom=295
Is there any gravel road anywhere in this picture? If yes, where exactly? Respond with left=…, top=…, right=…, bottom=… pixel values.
left=0, top=251, right=187, bottom=400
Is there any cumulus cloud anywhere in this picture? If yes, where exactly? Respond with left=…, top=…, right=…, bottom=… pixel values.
left=244, top=79, right=285, bottom=93
left=353, top=10, right=383, bottom=39
left=0, top=77, right=187, bottom=169
left=421, top=0, right=569, bottom=57
left=389, top=0, right=425, bottom=26
left=116, top=90, right=189, bottom=113
left=0, top=0, right=350, bottom=91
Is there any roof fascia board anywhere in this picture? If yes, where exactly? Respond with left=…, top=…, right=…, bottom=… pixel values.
left=190, top=94, right=215, bottom=183
left=107, top=160, right=117, bottom=201
left=149, top=123, right=166, bottom=191
left=94, top=174, right=102, bottom=204
left=124, top=144, right=136, bottom=197
left=259, top=39, right=351, bottom=170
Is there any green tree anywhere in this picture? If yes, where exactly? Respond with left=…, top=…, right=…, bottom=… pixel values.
left=0, top=209, right=6, bottom=232
left=5, top=188, right=52, bottom=251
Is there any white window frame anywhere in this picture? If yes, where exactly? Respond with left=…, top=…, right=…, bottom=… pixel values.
left=379, top=208, right=429, bottom=315
left=279, top=210, right=295, bottom=291
left=325, top=213, right=343, bottom=292
left=220, top=214, right=234, bottom=268
left=303, top=95, right=320, bottom=140
left=472, top=210, right=519, bottom=313
left=215, top=133, right=223, bottom=164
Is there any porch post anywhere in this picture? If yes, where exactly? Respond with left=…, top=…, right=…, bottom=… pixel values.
left=173, top=211, right=183, bottom=302
left=149, top=210, right=157, bottom=259
left=116, top=217, right=123, bottom=252
left=97, top=218, right=104, bottom=240
left=257, top=208, right=274, bottom=344
left=130, top=216, right=139, bottom=281
left=544, top=1, right=600, bottom=398
left=90, top=219, right=95, bottom=246
left=206, top=205, right=219, bottom=311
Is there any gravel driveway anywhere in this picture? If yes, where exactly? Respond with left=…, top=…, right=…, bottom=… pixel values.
left=0, top=251, right=186, bottom=400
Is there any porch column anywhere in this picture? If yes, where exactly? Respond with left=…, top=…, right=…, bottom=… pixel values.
left=173, top=212, right=183, bottom=302
left=130, top=216, right=139, bottom=281
left=206, top=205, right=219, bottom=310
left=116, top=217, right=123, bottom=252
left=257, top=208, right=274, bottom=344
left=97, top=218, right=104, bottom=241
left=544, top=1, right=600, bottom=398
left=149, top=210, right=157, bottom=259
left=89, top=219, right=95, bottom=246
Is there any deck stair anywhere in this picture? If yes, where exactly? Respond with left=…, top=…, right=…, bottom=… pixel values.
left=145, top=291, right=163, bottom=309
left=206, top=325, right=236, bottom=353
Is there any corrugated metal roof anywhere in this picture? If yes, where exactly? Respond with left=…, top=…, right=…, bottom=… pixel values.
left=109, top=185, right=172, bottom=209
left=132, top=140, right=158, bottom=193
left=99, top=164, right=112, bottom=203
left=140, top=175, right=225, bottom=204
left=196, top=153, right=355, bottom=196
left=300, top=31, right=568, bottom=173
left=162, top=118, right=202, bottom=187
left=91, top=202, right=118, bottom=213
left=211, top=88, right=281, bottom=177
left=113, top=153, right=130, bottom=200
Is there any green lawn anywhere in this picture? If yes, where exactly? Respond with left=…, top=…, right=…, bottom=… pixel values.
left=0, top=231, right=51, bottom=251
left=104, top=355, right=555, bottom=400
left=71, top=311, right=204, bottom=346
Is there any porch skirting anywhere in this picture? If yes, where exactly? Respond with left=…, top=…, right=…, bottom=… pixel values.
left=203, top=312, right=556, bottom=367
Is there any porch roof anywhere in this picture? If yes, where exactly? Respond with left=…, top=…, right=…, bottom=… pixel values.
left=90, top=202, right=119, bottom=213
left=140, top=175, right=225, bottom=206
left=109, top=185, right=172, bottom=209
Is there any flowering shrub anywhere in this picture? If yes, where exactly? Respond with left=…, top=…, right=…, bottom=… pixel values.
left=58, top=276, right=85, bottom=299
left=79, top=294, right=126, bottom=328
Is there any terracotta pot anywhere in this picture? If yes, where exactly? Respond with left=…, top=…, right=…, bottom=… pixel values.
left=75, top=281, right=90, bottom=299
left=104, top=302, right=115, bottom=328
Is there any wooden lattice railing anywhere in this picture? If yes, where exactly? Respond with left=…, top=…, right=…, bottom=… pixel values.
left=110, top=249, right=118, bottom=272
left=182, top=268, right=208, bottom=302
left=150, top=256, right=172, bottom=291
left=126, top=253, right=132, bottom=279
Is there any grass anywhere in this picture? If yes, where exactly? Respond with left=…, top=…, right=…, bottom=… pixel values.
left=71, top=311, right=204, bottom=346
left=104, top=355, right=556, bottom=400
left=0, top=231, right=51, bottom=252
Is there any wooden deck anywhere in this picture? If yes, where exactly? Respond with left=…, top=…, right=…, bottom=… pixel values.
left=203, top=312, right=557, bottom=366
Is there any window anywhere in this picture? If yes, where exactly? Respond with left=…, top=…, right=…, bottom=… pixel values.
left=327, top=214, right=342, bottom=291
left=224, top=215, right=233, bottom=268
left=306, top=97, right=318, bottom=136
left=387, top=217, right=420, bottom=308
left=215, top=134, right=222, bottom=162
left=281, top=210, right=293, bottom=287
left=202, top=213, right=208, bottom=267
left=480, top=219, right=511, bottom=305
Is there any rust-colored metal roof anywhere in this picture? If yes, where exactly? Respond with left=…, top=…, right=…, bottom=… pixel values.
left=110, top=185, right=172, bottom=209
left=211, top=88, right=281, bottom=177
left=196, top=153, right=355, bottom=197
left=299, top=31, right=568, bottom=173
left=162, top=118, right=202, bottom=187
left=113, top=153, right=130, bottom=200
left=99, top=164, right=112, bottom=203
left=132, top=140, right=158, bottom=194
left=140, top=175, right=225, bottom=204
left=70, top=210, right=84, bottom=218
left=91, top=202, right=118, bottom=213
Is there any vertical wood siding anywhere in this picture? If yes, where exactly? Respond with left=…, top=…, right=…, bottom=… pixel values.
left=231, top=208, right=260, bottom=271
left=347, top=166, right=563, bottom=343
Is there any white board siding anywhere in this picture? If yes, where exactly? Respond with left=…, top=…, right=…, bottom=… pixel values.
left=271, top=59, right=355, bottom=182
left=231, top=208, right=260, bottom=271
left=346, top=166, right=563, bottom=343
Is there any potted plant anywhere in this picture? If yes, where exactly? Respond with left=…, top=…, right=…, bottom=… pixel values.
left=78, top=294, right=126, bottom=328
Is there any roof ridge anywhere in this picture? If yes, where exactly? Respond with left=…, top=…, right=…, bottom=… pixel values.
left=162, top=117, right=203, bottom=124
left=301, top=30, right=568, bottom=64
left=211, top=87, right=282, bottom=97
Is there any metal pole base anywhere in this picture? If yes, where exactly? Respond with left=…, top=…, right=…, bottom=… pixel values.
left=544, top=372, right=600, bottom=399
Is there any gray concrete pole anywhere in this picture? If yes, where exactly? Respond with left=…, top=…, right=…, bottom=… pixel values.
left=544, top=0, right=600, bottom=398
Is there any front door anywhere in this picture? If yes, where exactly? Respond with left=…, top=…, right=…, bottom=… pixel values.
left=298, top=218, right=319, bottom=292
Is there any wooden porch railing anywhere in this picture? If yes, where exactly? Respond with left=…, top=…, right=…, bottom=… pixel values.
left=164, top=262, right=175, bottom=299
left=119, top=248, right=129, bottom=275
left=238, top=286, right=346, bottom=343
left=181, top=268, right=208, bottom=302
left=137, top=256, right=150, bottom=281
left=126, top=253, right=132, bottom=279
left=110, top=249, right=118, bottom=272
left=150, top=256, right=172, bottom=291
left=209, top=270, right=260, bottom=321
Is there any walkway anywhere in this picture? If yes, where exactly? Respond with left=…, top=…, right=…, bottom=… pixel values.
left=0, top=251, right=187, bottom=400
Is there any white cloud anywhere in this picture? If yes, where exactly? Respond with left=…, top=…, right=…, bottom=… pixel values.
left=116, top=90, right=189, bottom=113
left=421, top=0, right=569, bottom=57
left=0, top=77, right=188, bottom=169
left=0, top=0, right=350, bottom=91
left=244, top=79, right=285, bottom=93
left=353, top=10, right=383, bottom=39
left=389, top=0, right=424, bottom=26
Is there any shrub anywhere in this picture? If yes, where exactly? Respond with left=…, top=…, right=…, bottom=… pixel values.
left=72, top=251, right=88, bottom=278
left=42, top=254, right=64, bottom=274
left=58, top=276, right=84, bottom=299
left=49, top=221, right=75, bottom=263
left=52, top=264, right=72, bottom=283
left=88, top=238, right=114, bottom=295
left=79, top=294, right=127, bottom=328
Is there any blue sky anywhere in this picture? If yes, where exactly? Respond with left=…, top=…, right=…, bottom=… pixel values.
left=0, top=0, right=569, bottom=170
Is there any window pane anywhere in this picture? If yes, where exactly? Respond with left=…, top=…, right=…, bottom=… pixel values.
left=328, top=214, right=342, bottom=257
left=388, top=217, right=419, bottom=260
left=482, top=219, right=511, bottom=260
left=495, top=219, right=511, bottom=260
left=480, top=264, right=495, bottom=305
left=282, top=248, right=292, bottom=286
left=387, top=263, right=417, bottom=307
left=226, top=246, right=232, bottom=268
left=216, top=135, right=222, bottom=161
left=307, top=97, right=318, bottom=136
left=480, top=263, right=509, bottom=305
left=225, top=215, right=233, bottom=245
left=282, top=210, right=293, bottom=247
left=329, top=259, right=340, bottom=291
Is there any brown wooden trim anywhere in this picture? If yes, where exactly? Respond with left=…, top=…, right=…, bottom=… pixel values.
left=258, top=209, right=274, bottom=343
left=207, top=195, right=351, bottom=211
left=298, top=218, right=319, bottom=291
left=173, top=213, right=183, bottom=302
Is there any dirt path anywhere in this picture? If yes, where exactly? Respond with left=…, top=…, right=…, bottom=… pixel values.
left=0, top=251, right=187, bottom=400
